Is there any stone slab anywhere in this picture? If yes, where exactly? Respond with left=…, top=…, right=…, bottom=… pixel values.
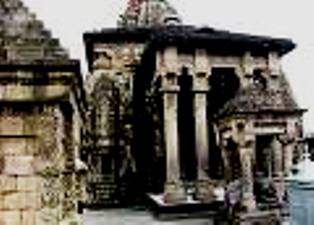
left=84, top=209, right=214, bottom=225
left=147, top=194, right=224, bottom=220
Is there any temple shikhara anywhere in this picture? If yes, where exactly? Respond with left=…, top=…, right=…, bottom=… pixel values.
left=0, top=0, right=306, bottom=224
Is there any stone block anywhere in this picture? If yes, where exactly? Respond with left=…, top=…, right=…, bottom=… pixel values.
left=4, top=85, right=33, bottom=100
left=4, top=156, right=34, bottom=175
left=0, top=175, right=17, bottom=193
left=0, top=116, right=24, bottom=136
left=1, top=138, right=28, bottom=156
left=0, top=210, right=22, bottom=225
left=46, top=85, right=69, bottom=98
left=21, top=210, right=35, bottom=225
left=3, top=192, right=24, bottom=210
left=24, top=192, right=41, bottom=209
left=17, top=176, right=41, bottom=192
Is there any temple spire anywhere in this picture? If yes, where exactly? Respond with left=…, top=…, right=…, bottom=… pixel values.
left=118, top=0, right=181, bottom=28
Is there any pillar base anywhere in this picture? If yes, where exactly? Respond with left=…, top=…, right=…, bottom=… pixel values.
left=163, top=181, right=187, bottom=204
left=242, top=192, right=256, bottom=212
left=196, top=180, right=214, bottom=203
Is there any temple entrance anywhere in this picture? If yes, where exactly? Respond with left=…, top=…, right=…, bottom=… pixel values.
left=178, top=67, right=197, bottom=181
left=255, top=135, right=275, bottom=178
left=254, top=135, right=278, bottom=205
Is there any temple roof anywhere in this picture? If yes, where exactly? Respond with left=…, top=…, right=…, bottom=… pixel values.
left=84, top=26, right=296, bottom=70
left=0, top=0, right=68, bottom=63
left=217, top=75, right=304, bottom=117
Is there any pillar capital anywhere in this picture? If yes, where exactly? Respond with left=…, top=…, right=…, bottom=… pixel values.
left=163, top=47, right=179, bottom=74
left=195, top=48, right=210, bottom=74
left=192, top=72, right=209, bottom=92
left=159, top=73, right=180, bottom=93
left=242, top=51, right=254, bottom=75
left=268, top=51, right=281, bottom=75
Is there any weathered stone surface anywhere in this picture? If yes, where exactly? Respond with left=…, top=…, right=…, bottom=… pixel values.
left=0, top=116, right=24, bottom=136
left=36, top=208, right=59, bottom=225
left=3, top=192, right=24, bottom=210
left=1, top=138, right=29, bottom=156
left=17, top=176, right=41, bottom=192
left=0, top=175, right=17, bottom=193
left=24, top=192, right=41, bottom=209
left=0, top=210, right=21, bottom=225
left=21, top=210, right=36, bottom=225
left=4, top=156, right=34, bottom=175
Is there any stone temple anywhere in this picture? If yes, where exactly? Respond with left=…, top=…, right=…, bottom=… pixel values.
left=0, top=0, right=307, bottom=224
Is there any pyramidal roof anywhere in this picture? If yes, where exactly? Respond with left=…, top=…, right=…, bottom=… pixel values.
left=218, top=75, right=302, bottom=117
left=0, top=0, right=68, bottom=63
left=118, top=0, right=182, bottom=28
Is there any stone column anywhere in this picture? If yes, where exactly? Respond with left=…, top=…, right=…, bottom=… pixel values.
left=162, top=73, right=186, bottom=203
left=193, top=72, right=213, bottom=201
left=240, top=145, right=256, bottom=211
left=283, top=139, right=294, bottom=176
left=193, top=49, right=213, bottom=202
left=272, top=136, right=285, bottom=204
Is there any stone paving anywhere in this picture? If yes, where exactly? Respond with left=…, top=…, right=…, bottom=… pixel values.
left=83, top=209, right=214, bottom=225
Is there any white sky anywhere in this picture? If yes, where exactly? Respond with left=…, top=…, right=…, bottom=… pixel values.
left=23, top=0, right=314, bottom=132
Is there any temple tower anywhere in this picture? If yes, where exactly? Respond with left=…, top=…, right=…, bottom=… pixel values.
left=0, top=1, right=86, bottom=225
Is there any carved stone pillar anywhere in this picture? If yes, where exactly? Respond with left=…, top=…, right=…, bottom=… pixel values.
left=272, top=136, right=285, bottom=204
left=240, top=145, right=256, bottom=211
left=161, top=73, right=186, bottom=203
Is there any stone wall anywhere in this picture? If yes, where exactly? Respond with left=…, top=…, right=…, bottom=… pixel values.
left=0, top=65, right=85, bottom=225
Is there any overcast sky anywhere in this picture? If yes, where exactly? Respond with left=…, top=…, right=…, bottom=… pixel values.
left=23, top=0, right=314, bottom=132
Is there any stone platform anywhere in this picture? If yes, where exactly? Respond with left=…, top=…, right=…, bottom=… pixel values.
left=146, top=194, right=225, bottom=220
left=83, top=209, right=214, bottom=225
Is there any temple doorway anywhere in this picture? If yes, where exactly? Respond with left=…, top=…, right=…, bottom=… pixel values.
left=254, top=135, right=278, bottom=204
